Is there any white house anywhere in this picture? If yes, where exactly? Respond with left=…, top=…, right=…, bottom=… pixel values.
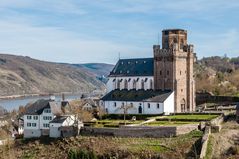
left=23, top=99, right=80, bottom=138
left=101, top=58, right=175, bottom=115
left=49, top=115, right=83, bottom=138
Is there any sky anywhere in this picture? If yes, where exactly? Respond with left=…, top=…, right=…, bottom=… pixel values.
left=0, top=0, right=239, bottom=64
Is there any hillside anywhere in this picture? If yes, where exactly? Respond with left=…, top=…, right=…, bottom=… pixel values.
left=73, top=63, right=114, bottom=83
left=0, top=54, right=105, bottom=96
left=195, top=56, right=239, bottom=96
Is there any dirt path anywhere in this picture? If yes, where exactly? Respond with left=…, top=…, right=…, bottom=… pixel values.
left=211, top=120, right=239, bottom=159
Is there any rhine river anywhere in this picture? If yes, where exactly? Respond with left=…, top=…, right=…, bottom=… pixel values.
left=0, top=94, right=82, bottom=111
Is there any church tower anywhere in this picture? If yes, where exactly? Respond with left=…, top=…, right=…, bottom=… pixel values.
left=153, top=29, right=196, bottom=112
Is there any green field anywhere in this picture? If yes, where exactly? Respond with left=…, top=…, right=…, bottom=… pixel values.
left=144, top=121, right=199, bottom=126
left=159, top=114, right=219, bottom=121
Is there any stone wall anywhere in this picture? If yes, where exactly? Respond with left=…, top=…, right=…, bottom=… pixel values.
left=81, top=124, right=198, bottom=138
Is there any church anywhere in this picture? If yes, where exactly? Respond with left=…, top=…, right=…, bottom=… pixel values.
left=101, top=29, right=196, bottom=114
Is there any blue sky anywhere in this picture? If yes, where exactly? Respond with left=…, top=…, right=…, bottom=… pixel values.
left=0, top=0, right=239, bottom=64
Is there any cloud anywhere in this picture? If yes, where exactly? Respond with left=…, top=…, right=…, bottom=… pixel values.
left=0, top=20, right=149, bottom=64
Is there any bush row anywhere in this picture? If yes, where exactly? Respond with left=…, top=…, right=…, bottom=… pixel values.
left=101, top=114, right=162, bottom=120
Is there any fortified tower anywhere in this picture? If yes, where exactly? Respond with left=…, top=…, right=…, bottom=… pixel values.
left=153, top=29, right=196, bottom=112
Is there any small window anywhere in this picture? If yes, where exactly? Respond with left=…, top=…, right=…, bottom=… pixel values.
left=181, top=89, right=183, bottom=92
left=130, top=103, right=133, bottom=107
left=180, top=71, right=182, bottom=75
left=33, top=116, right=38, bottom=120
left=27, top=116, right=32, bottom=120
left=143, top=61, right=146, bottom=63
left=114, top=102, right=117, bottom=107
left=32, top=123, right=36, bottom=127
left=167, top=71, right=169, bottom=75
left=157, top=104, right=160, bottom=109
left=160, top=71, right=162, bottom=75
left=135, top=61, right=138, bottom=64
left=148, top=103, right=150, bottom=108
left=43, top=123, right=49, bottom=128
left=27, top=123, right=31, bottom=127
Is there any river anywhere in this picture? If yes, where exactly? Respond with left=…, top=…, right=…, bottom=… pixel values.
left=0, top=94, right=82, bottom=111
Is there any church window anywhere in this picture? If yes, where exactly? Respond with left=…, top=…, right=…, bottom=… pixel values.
left=124, top=79, right=128, bottom=89
left=150, top=79, right=153, bottom=89
left=148, top=103, right=150, bottom=108
left=133, top=79, right=136, bottom=89
left=117, top=80, right=120, bottom=89
left=141, top=79, right=144, bottom=89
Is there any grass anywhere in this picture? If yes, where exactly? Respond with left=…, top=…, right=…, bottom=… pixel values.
left=3, top=130, right=203, bottom=159
left=144, top=121, right=199, bottom=126
left=85, top=119, right=144, bottom=128
left=205, top=135, right=214, bottom=159
left=162, top=114, right=219, bottom=121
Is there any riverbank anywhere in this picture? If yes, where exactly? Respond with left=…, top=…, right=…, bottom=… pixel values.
left=0, top=92, right=83, bottom=100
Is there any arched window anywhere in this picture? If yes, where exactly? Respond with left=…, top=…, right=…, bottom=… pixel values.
left=150, top=79, right=153, bottom=89
left=141, top=79, right=144, bottom=89
left=117, top=79, right=120, bottom=89
left=124, top=79, right=128, bottom=89
left=133, top=79, right=136, bottom=89
left=181, top=99, right=186, bottom=112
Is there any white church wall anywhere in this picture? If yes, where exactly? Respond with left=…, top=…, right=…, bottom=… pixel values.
left=102, top=100, right=164, bottom=115
left=163, top=92, right=175, bottom=115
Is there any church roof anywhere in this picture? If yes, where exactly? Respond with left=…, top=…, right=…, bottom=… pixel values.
left=101, top=89, right=173, bottom=102
left=109, top=58, right=153, bottom=77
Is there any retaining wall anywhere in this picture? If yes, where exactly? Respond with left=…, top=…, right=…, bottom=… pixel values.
left=81, top=124, right=198, bottom=138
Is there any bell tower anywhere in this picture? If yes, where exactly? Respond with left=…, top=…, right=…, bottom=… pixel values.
left=153, top=29, right=196, bottom=112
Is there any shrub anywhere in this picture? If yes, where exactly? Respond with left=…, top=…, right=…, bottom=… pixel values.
left=68, top=148, right=98, bottom=159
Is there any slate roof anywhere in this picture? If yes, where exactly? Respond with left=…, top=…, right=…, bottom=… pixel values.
left=24, top=99, right=63, bottom=115
left=49, top=116, right=69, bottom=124
left=25, top=99, right=51, bottom=115
left=101, top=89, right=173, bottom=102
left=109, top=58, right=153, bottom=77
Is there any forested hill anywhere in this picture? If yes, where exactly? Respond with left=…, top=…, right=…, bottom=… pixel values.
left=195, top=56, right=239, bottom=96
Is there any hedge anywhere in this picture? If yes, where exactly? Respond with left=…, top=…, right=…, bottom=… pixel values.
left=101, top=114, right=162, bottom=120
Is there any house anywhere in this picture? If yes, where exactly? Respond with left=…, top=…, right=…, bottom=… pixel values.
left=49, top=115, right=83, bottom=138
left=23, top=99, right=59, bottom=138
left=101, top=29, right=196, bottom=114
left=23, top=99, right=81, bottom=138
left=81, top=99, right=97, bottom=111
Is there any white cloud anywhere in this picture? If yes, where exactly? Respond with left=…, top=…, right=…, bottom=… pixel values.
left=0, top=20, right=148, bottom=64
